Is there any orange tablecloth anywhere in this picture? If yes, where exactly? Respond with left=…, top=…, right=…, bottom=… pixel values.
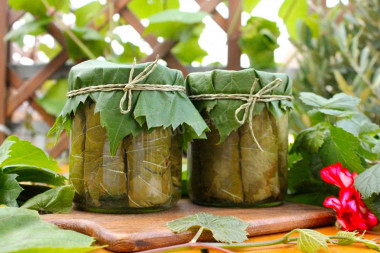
left=91, top=226, right=380, bottom=253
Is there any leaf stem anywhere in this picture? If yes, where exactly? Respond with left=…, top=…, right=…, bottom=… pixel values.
left=190, top=227, right=204, bottom=243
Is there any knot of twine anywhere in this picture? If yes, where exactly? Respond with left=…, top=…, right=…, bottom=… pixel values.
left=189, top=78, right=293, bottom=152
left=66, top=55, right=186, bottom=114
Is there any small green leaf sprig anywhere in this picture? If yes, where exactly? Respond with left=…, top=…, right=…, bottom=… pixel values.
left=163, top=213, right=380, bottom=253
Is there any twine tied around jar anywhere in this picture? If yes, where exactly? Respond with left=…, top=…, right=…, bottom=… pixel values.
left=66, top=55, right=186, bottom=114
left=189, top=78, right=293, bottom=152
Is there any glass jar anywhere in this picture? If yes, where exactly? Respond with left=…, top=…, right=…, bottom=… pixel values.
left=186, top=69, right=292, bottom=207
left=54, top=59, right=208, bottom=213
left=69, top=101, right=182, bottom=213
left=188, top=109, right=288, bottom=207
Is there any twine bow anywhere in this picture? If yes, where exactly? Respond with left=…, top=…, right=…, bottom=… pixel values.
left=119, top=56, right=159, bottom=114
left=234, top=78, right=284, bottom=152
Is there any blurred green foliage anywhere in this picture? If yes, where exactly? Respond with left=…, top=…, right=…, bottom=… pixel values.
left=279, top=0, right=380, bottom=127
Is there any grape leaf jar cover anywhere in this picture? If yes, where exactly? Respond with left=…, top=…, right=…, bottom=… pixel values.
left=51, top=58, right=208, bottom=213
left=186, top=69, right=293, bottom=207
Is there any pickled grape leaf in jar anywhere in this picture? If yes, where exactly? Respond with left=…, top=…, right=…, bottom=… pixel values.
left=239, top=109, right=279, bottom=202
left=125, top=128, right=173, bottom=207
left=69, top=107, right=86, bottom=197
left=189, top=114, right=243, bottom=205
left=83, top=103, right=127, bottom=207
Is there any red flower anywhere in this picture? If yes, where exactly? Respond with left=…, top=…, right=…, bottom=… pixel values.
left=321, top=163, right=378, bottom=231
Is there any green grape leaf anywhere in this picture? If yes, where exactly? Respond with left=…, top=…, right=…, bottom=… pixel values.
left=0, top=207, right=97, bottom=253
left=239, top=16, right=280, bottom=69
left=167, top=212, right=249, bottom=243
left=5, top=17, right=52, bottom=46
left=37, top=79, right=68, bottom=117
left=65, top=27, right=106, bottom=60
left=243, top=0, right=261, bottom=13
left=336, top=231, right=359, bottom=246
left=0, top=172, right=23, bottom=207
left=3, top=166, right=66, bottom=186
left=74, top=1, right=104, bottom=27
left=0, top=138, right=14, bottom=164
left=0, top=136, right=60, bottom=172
left=144, top=10, right=208, bottom=40
left=278, top=0, right=308, bottom=41
left=290, top=123, right=328, bottom=154
left=319, top=126, right=364, bottom=173
left=21, top=185, right=74, bottom=214
left=296, top=229, right=329, bottom=253
left=8, top=0, right=69, bottom=16
left=172, top=37, right=207, bottom=64
left=354, top=164, right=380, bottom=198
left=128, top=0, right=179, bottom=19
left=300, top=92, right=360, bottom=117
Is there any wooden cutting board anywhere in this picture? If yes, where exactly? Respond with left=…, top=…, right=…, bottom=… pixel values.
left=41, top=199, right=335, bottom=252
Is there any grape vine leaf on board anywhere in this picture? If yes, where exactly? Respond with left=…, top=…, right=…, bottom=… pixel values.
left=167, top=212, right=249, bottom=244
left=295, top=229, right=329, bottom=253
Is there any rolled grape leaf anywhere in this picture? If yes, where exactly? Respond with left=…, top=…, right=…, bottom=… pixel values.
left=239, top=109, right=279, bottom=203
left=170, top=132, right=182, bottom=200
left=189, top=115, right=243, bottom=205
left=69, top=107, right=86, bottom=196
left=83, top=103, right=127, bottom=207
left=271, top=112, right=288, bottom=196
left=125, top=128, right=173, bottom=207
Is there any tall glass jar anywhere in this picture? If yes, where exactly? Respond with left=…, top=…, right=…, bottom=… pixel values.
left=186, top=69, right=292, bottom=207
left=69, top=102, right=182, bottom=213
left=53, top=59, right=208, bottom=213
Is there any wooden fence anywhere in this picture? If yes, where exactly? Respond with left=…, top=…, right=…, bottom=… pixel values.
left=0, top=0, right=243, bottom=157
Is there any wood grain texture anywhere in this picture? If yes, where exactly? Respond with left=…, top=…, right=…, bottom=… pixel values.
left=42, top=199, right=335, bottom=252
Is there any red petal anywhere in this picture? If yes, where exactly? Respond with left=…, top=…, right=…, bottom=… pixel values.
left=324, top=197, right=342, bottom=213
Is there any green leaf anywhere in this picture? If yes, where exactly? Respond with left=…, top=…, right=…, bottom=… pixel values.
left=8, top=0, right=69, bottom=16
left=145, top=10, right=208, bottom=40
left=0, top=207, right=97, bottom=253
left=3, top=166, right=66, bottom=186
left=0, top=138, right=15, bottom=164
left=37, top=79, right=68, bottom=117
left=0, top=136, right=60, bottom=172
left=354, top=164, right=380, bottom=198
left=243, top=0, right=260, bottom=13
left=300, top=92, right=360, bottom=117
left=291, top=123, right=328, bottom=154
left=5, top=17, right=52, bottom=45
left=128, top=0, right=179, bottom=19
left=172, top=37, right=207, bottom=64
left=336, top=231, right=359, bottom=246
left=39, top=43, right=61, bottom=60
left=107, top=42, right=146, bottom=63
left=278, top=0, right=308, bottom=41
left=319, top=126, right=365, bottom=173
left=65, top=27, right=106, bottom=60
left=74, top=1, right=104, bottom=27
left=295, top=229, right=329, bottom=253
left=21, top=185, right=74, bottom=213
left=167, top=212, right=249, bottom=243
left=239, top=17, right=280, bottom=69
left=0, top=172, right=23, bottom=207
